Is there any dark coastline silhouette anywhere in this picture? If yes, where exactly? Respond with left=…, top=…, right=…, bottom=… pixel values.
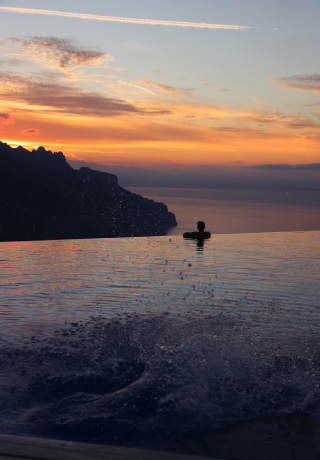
left=183, top=220, right=211, bottom=240
left=0, top=141, right=177, bottom=242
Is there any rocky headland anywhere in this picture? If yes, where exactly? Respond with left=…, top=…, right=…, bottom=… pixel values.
left=0, top=142, right=177, bottom=242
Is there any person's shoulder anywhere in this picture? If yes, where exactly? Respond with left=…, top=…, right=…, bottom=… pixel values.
left=183, top=231, right=197, bottom=238
left=183, top=231, right=211, bottom=239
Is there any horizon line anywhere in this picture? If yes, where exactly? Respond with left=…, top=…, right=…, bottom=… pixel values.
left=0, top=6, right=252, bottom=30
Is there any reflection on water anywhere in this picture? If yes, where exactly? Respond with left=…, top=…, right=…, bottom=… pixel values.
left=0, top=231, right=319, bottom=342
left=1, top=232, right=320, bottom=458
left=184, top=236, right=208, bottom=252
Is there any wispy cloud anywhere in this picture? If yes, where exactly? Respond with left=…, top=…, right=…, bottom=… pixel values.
left=21, top=128, right=40, bottom=135
left=1, top=69, right=314, bottom=131
left=0, top=7, right=251, bottom=30
left=0, top=71, right=142, bottom=117
left=247, top=111, right=309, bottom=125
left=117, top=80, right=191, bottom=97
left=273, top=74, right=320, bottom=93
left=0, top=71, right=171, bottom=117
left=140, top=80, right=191, bottom=96
left=8, top=37, right=111, bottom=71
left=253, top=163, right=320, bottom=171
left=118, top=80, right=156, bottom=95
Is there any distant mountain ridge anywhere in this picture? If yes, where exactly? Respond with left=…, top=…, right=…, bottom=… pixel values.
left=0, top=142, right=176, bottom=242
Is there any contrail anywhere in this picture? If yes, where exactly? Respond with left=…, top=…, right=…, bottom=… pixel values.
left=0, top=7, right=251, bottom=30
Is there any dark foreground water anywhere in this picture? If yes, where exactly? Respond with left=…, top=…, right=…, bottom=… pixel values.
left=0, top=232, right=319, bottom=458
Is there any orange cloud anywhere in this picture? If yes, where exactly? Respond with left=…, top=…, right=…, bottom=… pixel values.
left=0, top=71, right=143, bottom=117
left=118, top=80, right=156, bottom=95
left=2, top=105, right=319, bottom=168
left=140, top=80, right=191, bottom=96
left=8, top=37, right=112, bottom=71
left=273, top=74, right=320, bottom=93
left=2, top=70, right=320, bottom=168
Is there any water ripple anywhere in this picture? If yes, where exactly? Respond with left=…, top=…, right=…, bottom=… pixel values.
left=0, top=231, right=319, bottom=341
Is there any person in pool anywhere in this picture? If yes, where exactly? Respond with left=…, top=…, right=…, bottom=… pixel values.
left=183, top=221, right=211, bottom=239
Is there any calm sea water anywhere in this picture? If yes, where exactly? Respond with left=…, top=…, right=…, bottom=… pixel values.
left=0, top=231, right=320, bottom=458
left=128, top=186, right=320, bottom=234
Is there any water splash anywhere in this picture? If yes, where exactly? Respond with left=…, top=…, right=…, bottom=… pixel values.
left=0, top=312, right=319, bottom=455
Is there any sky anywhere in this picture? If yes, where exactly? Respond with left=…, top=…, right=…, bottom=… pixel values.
left=1, top=0, right=320, bottom=185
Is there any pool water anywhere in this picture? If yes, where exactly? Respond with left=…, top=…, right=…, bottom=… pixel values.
left=0, top=231, right=319, bottom=340
left=0, top=231, right=319, bottom=458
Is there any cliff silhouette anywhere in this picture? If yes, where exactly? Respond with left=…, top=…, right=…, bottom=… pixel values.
left=0, top=142, right=177, bottom=242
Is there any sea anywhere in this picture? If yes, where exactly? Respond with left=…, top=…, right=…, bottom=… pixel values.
left=0, top=188, right=320, bottom=459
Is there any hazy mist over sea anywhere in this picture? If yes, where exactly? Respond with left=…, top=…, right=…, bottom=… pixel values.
left=129, top=186, right=320, bottom=235
left=69, top=158, right=320, bottom=235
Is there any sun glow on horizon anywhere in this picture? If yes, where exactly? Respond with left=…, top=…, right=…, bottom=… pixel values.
left=1, top=1, right=320, bottom=173
left=2, top=139, right=40, bottom=150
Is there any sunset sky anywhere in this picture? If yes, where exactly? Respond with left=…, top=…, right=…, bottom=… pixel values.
left=1, top=0, right=320, bottom=173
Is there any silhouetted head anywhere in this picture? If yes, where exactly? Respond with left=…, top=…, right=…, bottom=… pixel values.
left=197, top=221, right=205, bottom=232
